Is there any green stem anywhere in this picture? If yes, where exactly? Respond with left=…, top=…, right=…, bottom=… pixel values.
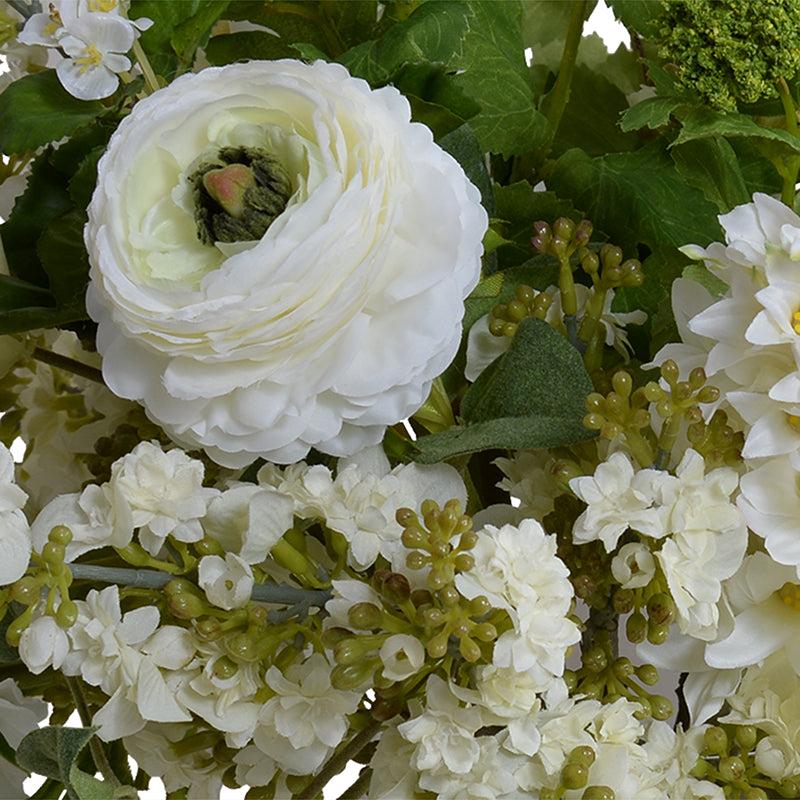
left=778, top=76, right=800, bottom=207
left=132, top=40, right=160, bottom=94
left=65, top=677, right=121, bottom=788
left=31, top=347, right=105, bottom=385
left=338, top=767, right=372, bottom=800
left=296, top=718, right=383, bottom=800
left=543, top=0, right=588, bottom=145
left=68, top=563, right=332, bottom=607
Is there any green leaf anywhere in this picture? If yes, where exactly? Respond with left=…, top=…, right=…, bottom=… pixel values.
left=205, top=30, right=304, bottom=63
left=619, top=97, right=684, bottom=132
left=548, top=142, right=721, bottom=254
left=0, top=71, right=104, bottom=155
left=521, top=0, right=597, bottom=70
left=683, top=263, right=727, bottom=297
left=606, top=0, right=665, bottom=35
left=170, top=1, right=231, bottom=64
left=0, top=302, right=87, bottom=336
left=670, top=137, right=750, bottom=212
left=17, top=726, right=97, bottom=785
left=1, top=151, right=72, bottom=288
left=68, top=146, right=105, bottom=209
left=439, top=124, right=493, bottom=212
left=0, top=275, right=55, bottom=312
left=338, top=0, right=550, bottom=156
left=38, top=210, right=90, bottom=305
left=130, top=0, right=228, bottom=75
left=673, top=107, right=800, bottom=155
left=554, top=64, right=638, bottom=156
left=0, top=612, right=21, bottom=664
left=414, top=318, right=594, bottom=462
left=69, top=766, right=114, bottom=800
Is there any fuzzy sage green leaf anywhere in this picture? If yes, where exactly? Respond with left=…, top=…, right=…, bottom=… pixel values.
left=414, top=318, right=594, bottom=462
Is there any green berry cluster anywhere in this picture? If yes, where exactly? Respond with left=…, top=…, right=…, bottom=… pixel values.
left=614, top=580, right=677, bottom=648
left=578, top=244, right=644, bottom=291
left=4, top=525, right=77, bottom=647
left=658, top=0, right=800, bottom=111
left=687, top=409, right=744, bottom=469
left=531, top=217, right=592, bottom=260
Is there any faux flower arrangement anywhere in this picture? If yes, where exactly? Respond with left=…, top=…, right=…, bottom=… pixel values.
left=0, top=0, right=800, bottom=798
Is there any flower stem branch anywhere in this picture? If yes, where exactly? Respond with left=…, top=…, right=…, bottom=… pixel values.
left=338, top=767, right=372, bottom=800
left=542, top=0, right=588, bottom=146
left=65, top=676, right=121, bottom=787
left=296, top=717, right=383, bottom=800
left=68, top=563, right=332, bottom=606
left=31, top=347, right=105, bottom=385
left=132, top=40, right=160, bottom=94
left=777, top=76, right=800, bottom=207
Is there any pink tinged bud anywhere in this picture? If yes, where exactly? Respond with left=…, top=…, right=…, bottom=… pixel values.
left=202, top=164, right=256, bottom=218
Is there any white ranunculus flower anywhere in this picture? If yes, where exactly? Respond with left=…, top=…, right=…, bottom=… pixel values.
left=86, top=59, right=486, bottom=467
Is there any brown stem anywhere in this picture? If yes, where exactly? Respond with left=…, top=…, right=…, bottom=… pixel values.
left=32, top=347, right=105, bottom=385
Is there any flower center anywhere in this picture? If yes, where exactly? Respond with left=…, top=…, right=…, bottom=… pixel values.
left=74, top=44, right=103, bottom=73
left=190, top=146, right=292, bottom=245
left=788, top=414, right=800, bottom=433
left=778, top=582, right=800, bottom=610
left=792, top=310, right=800, bottom=334
left=87, top=0, right=118, bottom=10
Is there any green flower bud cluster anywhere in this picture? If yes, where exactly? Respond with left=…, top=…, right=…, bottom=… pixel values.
left=5, top=525, right=77, bottom=647
left=691, top=724, right=788, bottom=799
left=612, top=567, right=677, bottom=648
left=687, top=409, right=744, bottom=469
left=578, top=244, right=644, bottom=291
left=489, top=283, right=554, bottom=338
left=658, top=0, right=800, bottom=111
left=398, top=500, right=503, bottom=663
left=531, top=217, right=593, bottom=260
left=539, top=746, right=615, bottom=800
left=564, top=629, right=672, bottom=721
left=583, top=370, right=654, bottom=467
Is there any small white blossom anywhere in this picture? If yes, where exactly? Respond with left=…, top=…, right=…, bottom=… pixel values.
left=198, top=553, right=253, bottom=610
left=0, top=442, right=30, bottom=586
left=612, top=541, right=656, bottom=589
left=111, top=441, right=214, bottom=556
left=63, top=586, right=191, bottom=740
left=379, top=634, right=425, bottom=682
left=570, top=451, right=672, bottom=551
left=398, top=676, right=484, bottom=775
left=202, top=483, right=294, bottom=565
left=18, top=615, right=69, bottom=675
left=253, top=653, right=361, bottom=774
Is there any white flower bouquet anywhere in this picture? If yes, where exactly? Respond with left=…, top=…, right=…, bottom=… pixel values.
left=0, top=0, right=799, bottom=798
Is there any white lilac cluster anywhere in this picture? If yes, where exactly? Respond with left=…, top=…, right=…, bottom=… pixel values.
left=18, top=0, right=151, bottom=99
left=369, top=678, right=715, bottom=800
left=569, top=448, right=747, bottom=642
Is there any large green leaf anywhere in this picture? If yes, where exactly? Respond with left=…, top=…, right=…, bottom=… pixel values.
left=673, top=107, right=800, bottom=155
left=130, top=0, right=230, bottom=75
left=16, top=726, right=97, bottom=785
left=338, top=0, right=550, bottom=156
left=0, top=275, right=55, bottom=312
left=0, top=71, right=104, bottom=155
left=439, top=124, right=493, bottom=212
left=413, top=318, right=594, bottom=462
left=0, top=302, right=87, bottom=336
left=521, top=0, right=597, bottom=71
left=37, top=210, right=90, bottom=305
left=619, top=97, right=684, bottom=133
left=670, top=137, right=750, bottom=212
left=606, top=0, right=664, bottom=35
left=547, top=142, right=722, bottom=254
left=205, top=29, right=305, bottom=63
